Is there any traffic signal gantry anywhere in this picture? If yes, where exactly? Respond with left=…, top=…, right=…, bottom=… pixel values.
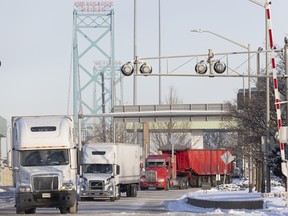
left=120, top=49, right=227, bottom=77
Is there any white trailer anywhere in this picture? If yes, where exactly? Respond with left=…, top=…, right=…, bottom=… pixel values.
left=79, top=142, right=140, bottom=201
left=11, top=116, right=78, bottom=214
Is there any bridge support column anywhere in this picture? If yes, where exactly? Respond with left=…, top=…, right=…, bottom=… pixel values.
left=191, top=130, right=204, bottom=149
left=143, top=122, right=150, bottom=162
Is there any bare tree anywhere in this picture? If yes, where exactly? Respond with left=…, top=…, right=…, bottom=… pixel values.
left=81, top=120, right=137, bottom=144
left=223, top=53, right=287, bottom=191
left=203, top=131, right=237, bottom=149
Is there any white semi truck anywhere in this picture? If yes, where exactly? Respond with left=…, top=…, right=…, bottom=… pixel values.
left=11, top=116, right=78, bottom=214
left=79, top=142, right=140, bottom=201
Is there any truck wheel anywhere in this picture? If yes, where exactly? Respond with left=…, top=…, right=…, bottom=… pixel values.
left=165, top=180, right=170, bottom=191
left=25, top=208, right=36, bottom=214
left=69, top=200, right=78, bottom=214
left=185, top=179, right=189, bottom=189
left=15, top=199, right=25, bottom=214
left=126, top=186, right=131, bottom=197
left=182, top=178, right=188, bottom=189
left=16, top=206, right=24, bottom=214
left=131, top=184, right=137, bottom=197
left=110, top=197, right=116, bottom=202
left=181, top=178, right=188, bottom=189
left=179, top=181, right=183, bottom=190
left=60, top=207, right=69, bottom=214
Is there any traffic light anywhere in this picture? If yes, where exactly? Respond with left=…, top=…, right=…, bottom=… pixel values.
left=195, top=60, right=226, bottom=74
left=139, top=63, right=152, bottom=76
left=213, top=60, right=226, bottom=74
left=195, top=60, right=207, bottom=74
left=120, top=62, right=152, bottom=76
left=121, top=62, right=134, bottom=76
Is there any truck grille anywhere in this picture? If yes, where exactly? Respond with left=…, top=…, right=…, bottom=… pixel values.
left=146, top=171, right=157, bottom=182
left=33, top=175, right=59, bottom=192
left=89, top=181, right=104, bottom=190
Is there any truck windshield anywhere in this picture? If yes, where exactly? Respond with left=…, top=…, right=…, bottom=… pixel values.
left=20, top=149, right=69, bottom=166
left=83, top=164, right=112, bottom=174
left=147, top=161, right=165, bottom=167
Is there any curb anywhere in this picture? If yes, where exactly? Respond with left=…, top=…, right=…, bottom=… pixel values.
left=187, top=197, right=263, bottom=210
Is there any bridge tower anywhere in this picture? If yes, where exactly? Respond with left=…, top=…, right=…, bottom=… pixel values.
left=72, top=3, right=122, bottom=141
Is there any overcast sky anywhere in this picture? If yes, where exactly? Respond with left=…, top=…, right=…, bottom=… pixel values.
left=0, top=0, right=288, bottom=122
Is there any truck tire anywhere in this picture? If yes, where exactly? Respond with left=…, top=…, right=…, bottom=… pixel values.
left=126, top=184, right=137, bottom=197
left=126, top=185, right=131, bottom=197
left=197, top=177, right=202, bottom=188
left=16, top=206, right=24, bottom=214
left=185, top=178, right=189, bottom=189
left=60, top=207, right=69, bottom=214
left=165, top=179, right=170, bottom=191
left=131, top=184, right=137, bottom=197
left=110, top=197, right=116, bottom=202
left=69, top=200, right=78, bottom=214
left=15, top=201, right=26, bottom=214
left=25, top=208, right=36, bottom=214
left=180, top=178, right=188, bottom=189
left=179, top=178, right=184, bottom=189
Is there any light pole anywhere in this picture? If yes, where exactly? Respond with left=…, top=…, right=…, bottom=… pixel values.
left=248, top=0, right=271, bottom=193
left=158, top=0, right=162, bottom=105
left=133, top=0, right=137, bottom=106
left=190, top=29, right=251, bottom=99
left=191, top=28, right=253, bottom=192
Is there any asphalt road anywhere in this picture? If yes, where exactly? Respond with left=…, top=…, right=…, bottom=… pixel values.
left=0, top=187, right=200, bottom=215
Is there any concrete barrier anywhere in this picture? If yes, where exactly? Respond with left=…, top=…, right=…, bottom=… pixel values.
left=187, top=192, right=263, bottom=210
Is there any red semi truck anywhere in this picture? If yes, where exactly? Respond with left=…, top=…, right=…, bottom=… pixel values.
left=140, top=147, right=233, bottom=190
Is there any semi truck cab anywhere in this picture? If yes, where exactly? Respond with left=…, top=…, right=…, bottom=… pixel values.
left=140, top=154, right=177, bottom=190
left=12, top=116, right=78, bottom=214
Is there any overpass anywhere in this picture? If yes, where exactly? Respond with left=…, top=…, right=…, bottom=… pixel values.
left=112, top=103, right=232, bottom=130
left=82, top=103, right=235, bottom=159
left=83, top=103, right=232, bottom=130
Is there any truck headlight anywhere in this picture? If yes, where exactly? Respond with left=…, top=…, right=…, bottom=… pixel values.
left=60, top=183, right=74, bottom=191
left=18, top=185, right=31, bottom=192
left=158, top=179, right=165, bottom=183
left=80, top=185, right=86, bottom=191
left=108, top=185, right=113, bottom=192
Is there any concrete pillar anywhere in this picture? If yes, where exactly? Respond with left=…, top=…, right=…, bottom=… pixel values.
left=143, top=122, right=150, bottom=162
left=191, top=130, right=204, bottom=149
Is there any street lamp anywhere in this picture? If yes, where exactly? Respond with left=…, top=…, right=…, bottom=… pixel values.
left=191, top=28, right=253, bottom=192
left=248, top=0, right=271, bottom=194
left=190, top=29, right=251, bottom=99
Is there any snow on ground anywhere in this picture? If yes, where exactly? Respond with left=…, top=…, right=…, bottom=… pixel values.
left=2, top=179, right=288, bottom=215
left=167, top=178, right=288, bottom=215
